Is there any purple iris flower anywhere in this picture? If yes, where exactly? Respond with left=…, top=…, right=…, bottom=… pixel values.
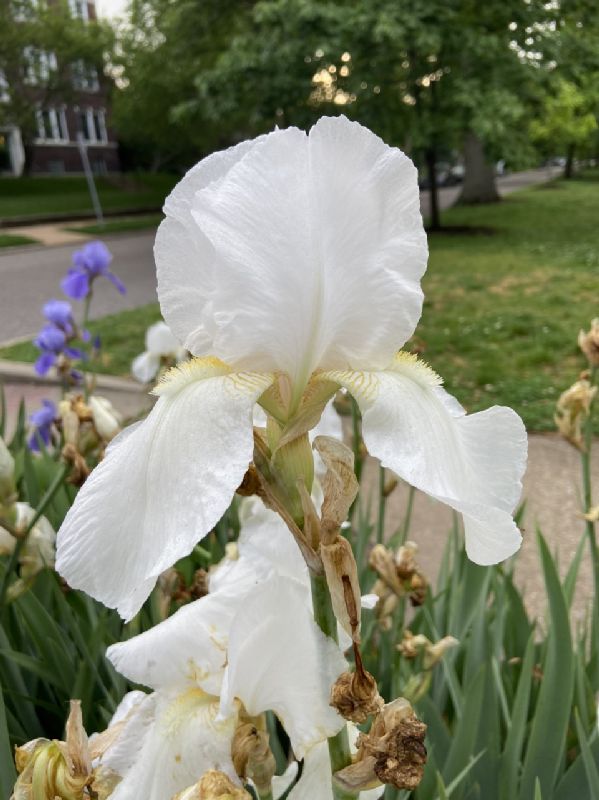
left=33, top=323, right=83, bottom=375
left=28, top=399, right=57, bottom=452
left=61, top=241, right=126, bottom=300
left=43, top=299, right=74, bottom=333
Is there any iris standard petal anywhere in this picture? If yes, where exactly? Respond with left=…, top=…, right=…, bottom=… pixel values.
left=324, top=353, right=527, bottom=565
left=156, top=138, right=266, bottom=355
left=156, top=116, right=427, bottom=387
left=56, top=358, right=272, bottom=620
left=220, top=575, right=347, bottom=759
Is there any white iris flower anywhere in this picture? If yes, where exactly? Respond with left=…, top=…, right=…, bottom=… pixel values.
left=56, top=115, right=527, bottom=620
left=131, top=321, right=187, bottom=383
left=97, top=513, right=347, bottom=799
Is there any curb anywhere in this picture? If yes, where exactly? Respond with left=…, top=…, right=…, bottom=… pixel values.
left=0, top=359, right=146, bottom=396
left=0, top=207, right=162, bottom=230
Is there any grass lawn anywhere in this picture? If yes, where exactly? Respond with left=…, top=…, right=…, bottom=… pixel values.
left=0, top=173, right=597, bottom=431
left=0, top=174, right=176, bottom=221
left=64, top=213, right=162, bottom=236
left=0, top=233, right=38, bottom=248
left=411, top=171, right=599, bottom=430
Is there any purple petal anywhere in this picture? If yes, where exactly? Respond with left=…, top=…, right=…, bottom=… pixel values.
left=34, top=324, right=66, bottom=353
left=43, top=299, right=73, bottom=328
left=29, top=399, right=57, bottom=428
left=64, top=346, right=84, bottom=360
left=34, top=352, right=56, bottom=375
left=107, top=271, right=127, bottom=295
left=81, top=329, right=91, bottom=343
left=73, top=241, right=112, bottom=276
left=61, top=269, right=90, bottom=301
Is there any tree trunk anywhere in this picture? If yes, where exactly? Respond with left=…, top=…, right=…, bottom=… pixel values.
left=426, top=146, right=441, bottom=230
left=564, top=143, right=575, bottom=179
left=22, top=140, right=34, bottom=176
left=458, top=131, right=500, bottom=204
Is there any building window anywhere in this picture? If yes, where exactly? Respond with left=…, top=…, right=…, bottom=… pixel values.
left=72, top=60, right=100, bottom=92
left=36, top=107, right=69, bottom=142
left=0, top=71, right=8, bottom=103
left=11, top=0, right=39, bottom=22
left=24, top=47, right=57, bottom=85
left=77, top=107, right=107, bottom=144
left=69, top=0, right=89, bottom=21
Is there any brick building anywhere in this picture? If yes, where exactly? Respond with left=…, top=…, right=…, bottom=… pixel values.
left=0, top=0, right=119, bottom=175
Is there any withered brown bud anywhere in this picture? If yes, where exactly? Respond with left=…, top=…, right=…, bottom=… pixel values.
left=236, top=465, right=263, bottom=498
left=61, top=443, right=91, bottom=487
left=395, top=542, right=418, bottom=580
left=335, top=698, right=427, bottom=792
left=231, top=722, right=275, bottom=796
left=314, top=436, right=358, bottom=544
left=172, top=771, right=251, bottom=799
left=368, top=545, right=402, bottom=594
left=555, top=377, right=596, bottom=450
left=370, top=714, right=427, bottom=788
left=579, top=319, right=599, bottom=366
left=190, top=568, right=210, bottom=599
left=321, top=535, right=362, bottom=641
left=12, top=700, right=93, bottom=800
left=408, top=572, right=428, bottom=606
left=330, top=668, right=383, bottom=723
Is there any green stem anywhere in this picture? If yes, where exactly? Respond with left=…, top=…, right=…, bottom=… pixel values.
left=351, top=398, right=363, bottom=486
left=310, top=573, right=356, bottom=800
left=81, top=289, right=93, bottom=401
left=0, top=462, right=69, bottom=611
left=376, top=465, right=386, bottom=544
left=582, top=365, right=598, bottom=663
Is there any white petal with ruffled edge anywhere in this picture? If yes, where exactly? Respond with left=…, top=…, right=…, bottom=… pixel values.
left=156, top=138, right=265, bottom=355
left=56, top=359, right=272, bottom=620
left=107, top=592, right=244, bottom=697
left=220, top=575, right=346, bottom=759
left=156, top=116, right=427, bottom=388
left=324, top=354, right=527, bottom=565
left=108, top=689, right=239, bottom=800
left=95, top=691, right=154, bottom=778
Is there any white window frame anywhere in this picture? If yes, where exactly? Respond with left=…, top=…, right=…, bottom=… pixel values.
left=23, top=47, right=57, bottom=85
left=35, top=106, right=69, bottom=143
left=77, top=106, right=107, bottom=144
left=69, top=0, right=89, bottom=21
left=72, top=60, right=100, bottom=92
left=0, top=71, right=9, bottom=103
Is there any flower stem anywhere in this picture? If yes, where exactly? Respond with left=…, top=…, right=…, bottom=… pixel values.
left=582, top=365, right=598, bottom=661
left=81, top=289, right=93, bottom=401
left=310, top=573, right=355, bottom=800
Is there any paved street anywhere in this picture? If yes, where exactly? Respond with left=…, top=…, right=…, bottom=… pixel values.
left=0, top=167, right=561, bottom=345
left=419, top=165, right=560, bottom=219
left=0, top=231, right=157, bottom=344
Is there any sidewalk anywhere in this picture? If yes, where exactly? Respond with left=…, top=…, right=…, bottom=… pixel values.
left=1, top=358, right=152, bottom=428
left=3, top=357, right=597, bottom=623
left=3, top=223, right=91, bottom=247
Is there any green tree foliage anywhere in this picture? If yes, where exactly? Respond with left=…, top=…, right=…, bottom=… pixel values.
left=111, top=0, right=257, bottom=170
left=531, top=79, right=597, bottom=176
left=0, top=0, right=113, bottom=169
